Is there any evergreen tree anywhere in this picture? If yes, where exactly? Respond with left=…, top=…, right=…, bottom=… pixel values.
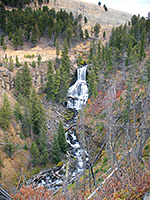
left=53, top=69, right=60, bottom=100
left=103, top=31, right=106, bottom=38
left=2, top=42, right=7, bottom=58
left=21, top=101, right=32, bottom=138
left=46, top=60, right=54, bottom=100
left=52, top=134, right=61, bottom=164
left=0, top=34, right=4, bottom=46
left=31, top=24, right=39, bottom=45
left=79, top=24, right=84, bottom=39
left=13, top=101, right=22, bottom=122
left=84, top=16, right=88, bottom=24
left=56, top=39, right=60, bottom=58
left=16, top=56, right=21, bottom=68
left=30, top=88, right=47, bottom=135
left=97, top=40, right=101, bottom=61
left=57, top=120, right=68, bottom=153
left=58, top=64, right=69, bottom=103
left=144, top=57, right=150, bottom=83
left=37, top=54, right=42, bottom=66
left=88, top=68, right=98, bottom=98
left=85, top=29, right=89, bottom=39
left=12, top=29, right=23, bottom=50
left=31, top=142, right=40, bottom=165
left=0, top=93, right=12, bottom=130
left=21, top=62, right=32, bottom=98
left=140, top=30, right=146, bottom=60
left=61, top=38, right=70, bottom=75
left=0, top=4, right=6, bottom=30
left=94, top=23, right=101, bottom=37
left=14, top=71, right=22, bottom=95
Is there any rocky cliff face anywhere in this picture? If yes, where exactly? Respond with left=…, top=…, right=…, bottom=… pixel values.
left=0, top=63, right=48, bottom=94
left=0, top=68, right=14, bottom=93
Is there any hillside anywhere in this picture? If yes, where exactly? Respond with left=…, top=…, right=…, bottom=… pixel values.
left=0, top=0, right=132, bottom=65
left=0, top=0, right=150, bottom=199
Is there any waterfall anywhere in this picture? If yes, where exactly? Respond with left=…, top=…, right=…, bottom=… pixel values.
left=67, top=65, right=88, bottom=110
left=66, top=65, right=89, bottom=173
left=28, top=66, right=89, bottom=191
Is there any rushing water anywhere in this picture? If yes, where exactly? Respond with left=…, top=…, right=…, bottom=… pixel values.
left=66, top=65, right=89, bottom=172
left=67, top=65, right=88, bottom=110
left=28, top=66, right=88, bottom=191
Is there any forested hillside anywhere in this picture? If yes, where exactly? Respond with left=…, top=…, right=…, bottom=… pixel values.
left=10, top=13, right=150, bottom=200
left=0, top=3, right=85, bottom=49
left=0, top=0, right=150, bottom=199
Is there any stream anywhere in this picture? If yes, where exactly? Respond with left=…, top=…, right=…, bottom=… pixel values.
left=27, top=65, right=89, bottom=191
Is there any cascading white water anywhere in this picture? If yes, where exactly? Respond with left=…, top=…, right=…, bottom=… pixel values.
left=66, top=65, right=89, bottom=173
left=29, top=66, right=89, bottom=190
left=67, top=65, right=88, bottom=110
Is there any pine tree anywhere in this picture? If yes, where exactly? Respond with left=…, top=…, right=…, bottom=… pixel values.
left=37, top=54, right=42, bottom=66
left=66, top=26, right=73, bottom=48
left=21, top=62, right=32, bottom=98
left=52, top=134, right=61, bottom=164
left=140, top=30, right=146, bottom=61
left=53, top=69, right=60, bottom=100
left=61, top=38, right=70, bottom=75
left=16, top=56, right=21, bottom=68
left=88, top=68, right=98, bottom=98
left=0, top=93, right=12, bottom=130
left=94, top=23, right=101, bottom=37
left=12, top=29, right=23, bottom=50
left=30, top=88, right=47, bottom=135
left=31, top=24, right=39, bottom=45
left=56, top=39, right=60, bottom=58
left=57, top=120, right=68, bottom=153
left=31, top=142, right=40, bottom=165
left=46, top=60, right=54, bottom=100
left=13, top=101, right=22, bottom=122
left=14, top=71, right=22, bottom=95
left=144, top=57, right=150, bottom=83
left=85, top=29, right=89, bottom=39
left=58, top=64, right=69, bottom=103
left=21, top=100, right=32, bottom=138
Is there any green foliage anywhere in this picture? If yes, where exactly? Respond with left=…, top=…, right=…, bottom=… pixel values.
left=16, top=56, right=21, bottom=68
left=144, top=56, right=150, bottom=83
left=95, top=168, right=100, bottom=174
left=23, top=143, right=28, bottom=150
left=15, top=62, right=32, bottom=98
left=12, top=29, right=23, bottom=50
left=31, top=61, right=36, bottom=68
left=3, top=137, right=15, bottom=157
left=52, top=134, right=61, bottom=164
left=88, top=68, right=98, bottom=98
left=64, top=109, right=74, bottom=121
left=24, top=54, right=35, bottom=58
left=20, top=132, right=25, bottom=139
left=57, top=120, right=68, bottom=153
left=0, top=6, right=84, bottom=48
left=84, top=16, right=88, bottom=24
left=30, top=88, right=47, bottom=135
left=94, top=23, right=101, bottom=37
left=13, top=101, right=22, bottom=122
left=0, top=93, right=12, bottom=130
left=0, top=155, right=2, bottom=166
left=46, top=60, right=54, bottom=100
left=85, top=29, right=89, bottom=39
left=31, top=142, right=40, bottom=165
left=37, top=55, right=42, bottom=66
